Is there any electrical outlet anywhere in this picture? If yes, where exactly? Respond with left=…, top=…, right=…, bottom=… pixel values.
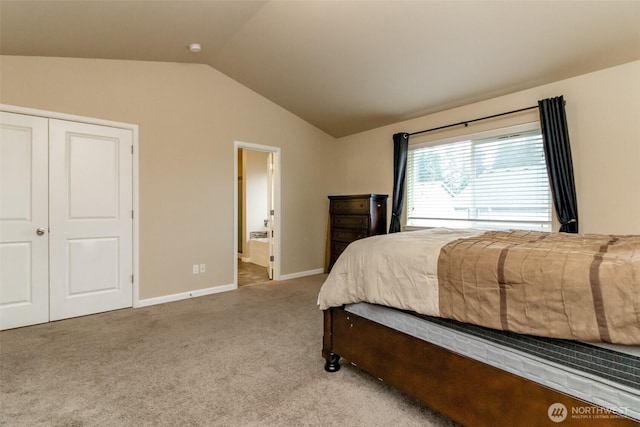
left=192, top=264, right=199, bottom=274
left=199, top=264, right=206, bottom=273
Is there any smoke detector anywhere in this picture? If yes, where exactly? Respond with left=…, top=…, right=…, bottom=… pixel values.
left=188, top=43, right=202, bottom=53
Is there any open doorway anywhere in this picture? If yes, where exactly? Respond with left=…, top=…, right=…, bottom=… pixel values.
left=234, top=141, right=280, bottom=288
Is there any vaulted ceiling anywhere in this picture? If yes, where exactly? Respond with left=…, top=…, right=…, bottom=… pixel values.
left=2, top=1, right=639, bottom=137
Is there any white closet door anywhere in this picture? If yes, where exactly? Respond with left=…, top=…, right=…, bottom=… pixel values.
left=0, top=112, right=50, bottom=330
left=49, top=119, right=133, bottom=321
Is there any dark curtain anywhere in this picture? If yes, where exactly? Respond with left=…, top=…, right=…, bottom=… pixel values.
left=538, top=96, right=579, bottom=233
left=389, top=132, right=409, bottom=233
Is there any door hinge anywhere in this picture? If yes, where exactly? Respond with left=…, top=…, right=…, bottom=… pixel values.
left=131, top=275, right=134, bottom=283
left=270, top=209, right=275, bottom=216
left=131, top=145, right=134, bottom=154
left=131, top=210, right=134, bottom=219
left=270, top=255, right=275, bottom=262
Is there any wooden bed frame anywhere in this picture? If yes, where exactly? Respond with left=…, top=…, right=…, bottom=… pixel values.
left=322, top=306, right=637, bottom=427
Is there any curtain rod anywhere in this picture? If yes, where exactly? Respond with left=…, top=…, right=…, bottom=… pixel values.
left=408, top=105, right=539, bottom=137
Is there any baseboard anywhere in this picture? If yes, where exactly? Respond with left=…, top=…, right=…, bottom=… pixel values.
left=135, top=283, right=236, bottom=308
left=135, top=269, right=325, bottom=308
left=279, top=268, right=325, bottom=281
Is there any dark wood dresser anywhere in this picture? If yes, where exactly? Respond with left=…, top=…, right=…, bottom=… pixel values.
left=327, top=194, right=388, bottom=272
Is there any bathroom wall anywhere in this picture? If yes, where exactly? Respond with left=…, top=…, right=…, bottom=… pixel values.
left=242, top=149, right=269, bottom=261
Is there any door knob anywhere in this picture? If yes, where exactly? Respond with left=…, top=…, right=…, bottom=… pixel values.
left=36, top=228, right=46, bottom=236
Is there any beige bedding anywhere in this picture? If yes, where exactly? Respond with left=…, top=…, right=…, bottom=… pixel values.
left=317, top=228, right=640, bottom=345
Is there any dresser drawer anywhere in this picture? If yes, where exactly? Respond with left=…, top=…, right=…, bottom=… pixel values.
left=331, top=240, right=350, bottom=255
left=330, top=198, right=371, bottom=215
left=331, top=215, right=369, bottom=230
left=330, top=241, right=350, bottom=265
left=332, top=228, right=367, bottom=243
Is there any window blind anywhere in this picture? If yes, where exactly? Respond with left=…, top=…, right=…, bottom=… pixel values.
left=406, top=128, right=551, bottom=231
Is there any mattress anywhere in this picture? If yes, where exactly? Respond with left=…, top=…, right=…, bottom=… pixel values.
left=344, top=302, right=640, bottom=422
left=319, top=228, right=640, bottom=344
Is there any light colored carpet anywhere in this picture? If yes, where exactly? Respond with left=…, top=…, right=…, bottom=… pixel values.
left=0, top=274, right=459, bottom=427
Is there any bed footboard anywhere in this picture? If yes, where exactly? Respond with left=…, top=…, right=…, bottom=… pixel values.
left=322, top=306, right=637, bottom=427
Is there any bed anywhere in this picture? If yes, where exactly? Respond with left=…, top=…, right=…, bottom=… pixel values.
left=318, top=228, right=640, bottom=426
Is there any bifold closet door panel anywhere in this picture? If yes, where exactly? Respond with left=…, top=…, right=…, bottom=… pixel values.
left=0, top=112, right=50, bottom=330
left=49, top=119, right=133, bottom=321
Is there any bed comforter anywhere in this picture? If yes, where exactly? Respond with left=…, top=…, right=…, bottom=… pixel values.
left=317, top=228, right=640, bottom=345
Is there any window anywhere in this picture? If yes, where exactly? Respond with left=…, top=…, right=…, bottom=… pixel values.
left=406, top=123, right=551, bottom=231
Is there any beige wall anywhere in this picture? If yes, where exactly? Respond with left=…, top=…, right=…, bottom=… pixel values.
left=332, top=60, right=640, bottom=235
left=242, top=149, right=269, bottom=259
left=0, top=56, right=336, bottom=299
left=2, top=56, right=638, bottom=302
